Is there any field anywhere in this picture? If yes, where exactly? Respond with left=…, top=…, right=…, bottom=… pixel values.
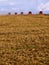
left=0, top=14, right=49, bottom=65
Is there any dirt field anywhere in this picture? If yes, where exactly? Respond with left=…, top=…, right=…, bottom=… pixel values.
left=0, top=14, right=49, bottom=65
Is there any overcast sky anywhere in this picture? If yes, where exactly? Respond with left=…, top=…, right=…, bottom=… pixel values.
left=0, top=0, right=49, bottom=14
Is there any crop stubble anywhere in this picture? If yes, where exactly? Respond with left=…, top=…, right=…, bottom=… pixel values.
left=0, top=15, right=49, bottom=65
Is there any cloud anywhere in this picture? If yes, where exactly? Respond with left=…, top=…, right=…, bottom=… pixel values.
left=0, top=8, right=7, bottom=11
left=38, top=2, right=49, bottom=11
left=43, top=2, right=49, bottom=11
left=9, top=2, right=16, bottom=6
left=0, top=0, right=49, bottom=14
left=0, top=0, right=8, bottom=1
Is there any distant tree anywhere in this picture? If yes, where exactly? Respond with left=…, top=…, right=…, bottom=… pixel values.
left=28, top=11, right=32, bottom=14
left=21, top=12, right=23, bottom=14
left=15, top=12, right=17, bottom=15
left=8, top=12, right=11, bottom=15
left=39, top=11, right=43, bottom=14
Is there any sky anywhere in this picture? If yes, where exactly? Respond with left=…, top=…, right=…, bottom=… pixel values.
left=0, top=0, right=49, bottom=14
